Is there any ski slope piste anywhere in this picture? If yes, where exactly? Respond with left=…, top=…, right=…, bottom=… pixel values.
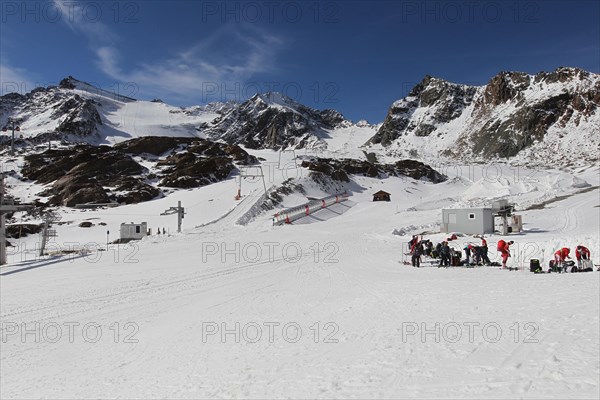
left=1, top=151, right=599, bottom=399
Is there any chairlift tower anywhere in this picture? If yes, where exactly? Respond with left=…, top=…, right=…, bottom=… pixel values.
left=1, top=119, right=21, bottom=156
left=235, top=166, right=267, bottom=200
left=277, top=149, right=298, bottom=170
left=38, top=211, right=61, bottom=256
left=496, top=204, right=514, bottom=236
left=160, top=201, right=185, bottom=233
left=0, top=173, right=33, bottom=264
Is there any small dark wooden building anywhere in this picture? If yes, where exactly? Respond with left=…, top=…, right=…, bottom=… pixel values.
left=373, top=190, right=391, bottom=202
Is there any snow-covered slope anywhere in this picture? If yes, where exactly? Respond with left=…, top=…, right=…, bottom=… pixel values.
left=1, top=69, right=599, bottom=399
left=1, top=152, right=599, bottom=399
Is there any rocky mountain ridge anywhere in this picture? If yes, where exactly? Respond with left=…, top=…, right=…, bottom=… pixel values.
left=366, top=67, right=600, bottom=165
left=2, top=68, right=598, bottom=166
left=202, top=92, right=348, bottom=149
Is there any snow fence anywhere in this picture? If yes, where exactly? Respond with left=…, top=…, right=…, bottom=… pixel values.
left=272, top=193, right=349, bottom=225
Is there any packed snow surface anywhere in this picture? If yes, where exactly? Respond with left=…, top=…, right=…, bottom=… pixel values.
left=1, top=152, right=599, bottom=399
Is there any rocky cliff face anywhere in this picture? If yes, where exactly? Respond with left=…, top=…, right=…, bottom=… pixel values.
left=368, top=76, right=478, bottom=146
left=367, top=67, right=600, bottom=164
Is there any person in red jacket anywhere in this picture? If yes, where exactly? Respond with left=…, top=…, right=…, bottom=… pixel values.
left=575, top=245, right=591, bottom=268
left=500, top=240, right=514, bottom=269
left=554, top=247, right=571, bottom=270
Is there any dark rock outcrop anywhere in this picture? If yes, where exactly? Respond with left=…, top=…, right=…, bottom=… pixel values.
left=114, top=137, right=193, bottom=156
left=159, top=155, right=234, bottom=188
left=55, top=96, right=102, bottom=136
left=23, top=145, right=146, bottom=206
left=113, top=177, right=161, bottom=204
left=21, top=136, right=256, bottom=206
left=5, top=224, right=43, bottom=238
left=301, top=158, right=447, bottom=183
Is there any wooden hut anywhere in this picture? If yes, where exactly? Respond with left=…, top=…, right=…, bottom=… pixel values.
left=372, top=190, right=391, bottom=202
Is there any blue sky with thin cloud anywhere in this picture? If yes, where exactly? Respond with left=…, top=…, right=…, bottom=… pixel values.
left=1, top=0, right=598, bottom=122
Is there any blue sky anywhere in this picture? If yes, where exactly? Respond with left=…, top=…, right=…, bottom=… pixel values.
left=1, top=0, right=599, bottom=122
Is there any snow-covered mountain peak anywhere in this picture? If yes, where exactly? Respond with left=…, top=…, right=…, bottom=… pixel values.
left=2, top=68, right=598, bottom=167
left=58, top=75, right=137, bottom=103
left=0, top=78, right=219, bottom=145
left=367, top=67, right=600, bottom=167
left=250, top=92, right=301, bottom=110
left=202, top=91, right=348, bottom=150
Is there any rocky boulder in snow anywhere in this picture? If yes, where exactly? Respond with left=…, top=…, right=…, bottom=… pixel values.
left=112, top=177, right=160, bottom=205
left=115, top=136, right=258, bottom=165
left=154, top=138, right=257, bottom=188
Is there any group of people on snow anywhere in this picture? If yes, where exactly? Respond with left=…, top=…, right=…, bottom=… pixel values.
left=552, top=245, right=592, bottom=270
left=407, top=234, right=594, bottom=271
left=408, top=235, right=493, bottom=268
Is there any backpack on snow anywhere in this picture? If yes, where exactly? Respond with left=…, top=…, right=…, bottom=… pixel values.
left=497, top=240, right=506, bottom=251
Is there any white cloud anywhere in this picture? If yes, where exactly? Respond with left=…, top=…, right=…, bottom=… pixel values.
left=0, top=63, right=36, bottom=95
left=52, top=0, right=117, bottom=44
left=53, top=0, right=285, bottom=103
left=95, top=25, right=284, bottom=102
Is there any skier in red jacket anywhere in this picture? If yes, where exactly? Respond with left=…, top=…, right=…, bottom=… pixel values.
left=554, top=247, right=571, bottom=270
left=500, top=240, right=514, bottom=269
left=575, top=245, right=591, bottom=268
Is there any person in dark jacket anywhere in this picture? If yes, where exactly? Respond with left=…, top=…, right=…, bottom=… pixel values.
left=472, top=246, right=483, bottom=265
left=439, top=242, right=451, bottom=267
left=434, top=242, right=442, bottom=258
left=425, top=241, right=434, bottom=257
left=412, top=243, right=422, bottom=268
left=464, top=244, right=472, bottom=265
left=480, top=236, right=491, bottom=264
